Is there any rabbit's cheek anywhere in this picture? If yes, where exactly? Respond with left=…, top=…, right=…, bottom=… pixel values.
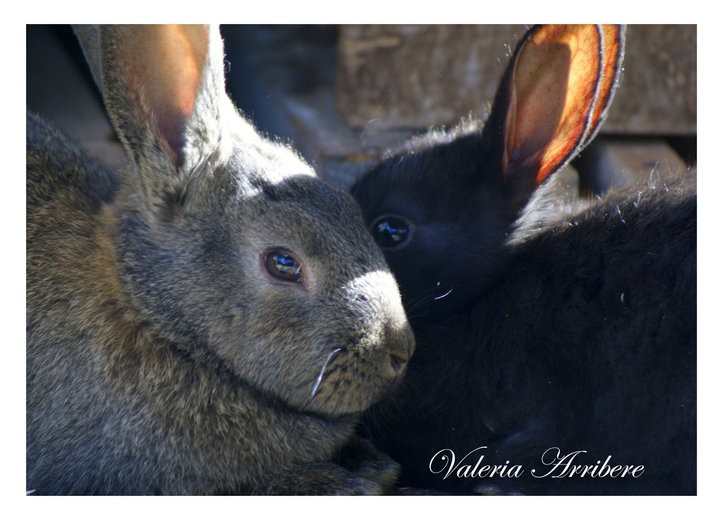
left=199, top=296, right=384, bottom=416
left=305, top=354, right=398, bottom=415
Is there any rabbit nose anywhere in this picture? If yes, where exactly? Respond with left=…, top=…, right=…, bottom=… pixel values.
left=385, top=320, right=415, bottom=377
left=390, top=353, right=406, bottom=374
left=343, top=269, right=415, bottom=374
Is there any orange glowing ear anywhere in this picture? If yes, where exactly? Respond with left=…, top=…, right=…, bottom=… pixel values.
left=580, top=24, right=626, bottom=149
left=502, top=24, right=625, bottom=186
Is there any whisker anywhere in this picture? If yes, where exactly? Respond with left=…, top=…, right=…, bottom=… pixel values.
left=405, top=292, right=438, bottom=314
left=434, top=286, right=454, bottom=300
left=403, top=281, right=458, bottom=315
left=311, top=347, right=344, bottom=398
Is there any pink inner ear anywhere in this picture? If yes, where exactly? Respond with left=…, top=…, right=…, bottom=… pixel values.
left=122, top=25, right=209, bottom=167
left=504, top=42, right=572, bottom=177
left=503, top=25, right=602, bottom=186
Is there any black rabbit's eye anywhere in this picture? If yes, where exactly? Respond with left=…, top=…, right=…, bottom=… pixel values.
left=264, top=249, right=303, bottom=284
left=371, top=215, right=412, bottom=249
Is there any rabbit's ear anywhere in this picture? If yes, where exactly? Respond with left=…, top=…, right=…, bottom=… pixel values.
left=76, top=25, right=227, bottom=210
left=578, top=25, right=626, bottom=149
left=498, top=24, right=624, bottom=188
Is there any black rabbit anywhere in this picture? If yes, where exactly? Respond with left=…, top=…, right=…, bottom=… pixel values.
left=352, top=25, right=696, bottom=495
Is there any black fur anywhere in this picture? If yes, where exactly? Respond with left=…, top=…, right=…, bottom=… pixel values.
left=359, top=174, right=696, bottom=494
left=352, top=25, right=696, bottom=495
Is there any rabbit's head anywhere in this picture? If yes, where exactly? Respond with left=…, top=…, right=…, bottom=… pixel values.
left=352, top=25, right=625, bottom=320
left=76, top=25, right=414, bottom=417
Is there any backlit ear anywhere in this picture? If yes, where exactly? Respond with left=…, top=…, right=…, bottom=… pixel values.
left=102, top=25, right=215, bottom=169
left=501, top=24, right=624, bottom=186
left=579, top=25, right=626, bottom=149
left=75, top=24, right=229, bottom=215
left=115, top=25, right=209, bottom=167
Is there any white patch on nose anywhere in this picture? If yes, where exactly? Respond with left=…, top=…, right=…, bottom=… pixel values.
left=344, top=270, right=404, bottom=314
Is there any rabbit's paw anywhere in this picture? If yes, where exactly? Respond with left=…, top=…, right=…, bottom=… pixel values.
left=335, top=435, right=401, bottom=493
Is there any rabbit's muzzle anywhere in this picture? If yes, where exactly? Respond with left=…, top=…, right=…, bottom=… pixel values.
left=305, top=270, right=415, bottom=415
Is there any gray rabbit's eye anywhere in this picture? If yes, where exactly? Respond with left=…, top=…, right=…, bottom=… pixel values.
left=263, top=249, right=304, bottom=284
left=371, top=215, right=412, bottom=250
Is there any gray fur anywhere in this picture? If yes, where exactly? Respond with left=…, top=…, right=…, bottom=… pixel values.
left=27, top=25, right=414, bottom=495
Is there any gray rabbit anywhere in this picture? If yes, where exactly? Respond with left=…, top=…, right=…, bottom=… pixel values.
left=352, top=25, right=696, bottom=494
left=27, top=24, right=414, bottom=495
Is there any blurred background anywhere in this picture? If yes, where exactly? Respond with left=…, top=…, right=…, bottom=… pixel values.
left=26, top=25, right=696, bottom=197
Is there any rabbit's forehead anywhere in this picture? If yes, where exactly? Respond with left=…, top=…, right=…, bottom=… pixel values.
left=229, top=177, right=377, bottom=254
left=252, top=199, right=370, bottom=249
left=355, top=170, right=458, bottom=222
left=245, top=174, right=364, bottom=221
